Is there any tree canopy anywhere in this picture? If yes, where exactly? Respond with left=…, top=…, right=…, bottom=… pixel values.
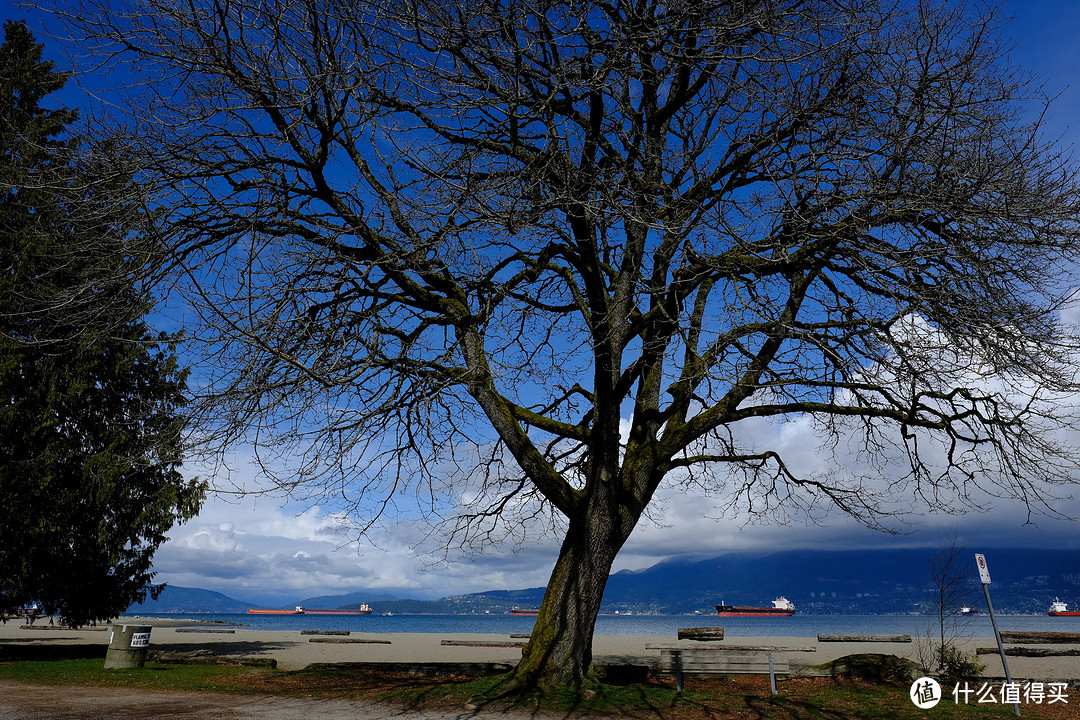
left=67, top=0, right=1080, bottom=685
left=0, top=20, right=204, bottom=626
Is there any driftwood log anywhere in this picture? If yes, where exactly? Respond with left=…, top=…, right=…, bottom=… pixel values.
left=440, top=639, right=527, bottom=648
left=977, top=647, right=1080, bottom=657
left=999, top=631, right=1080, bottom=644
left=677, top=627, right=725, bottom=641
left=309, top=637, right=391, bottom=644
left=817, top=634, right=911, bottom=643
left=648, top=643, right=814, bottom=652
left=300, top=630, right=350, bottom=636
left=174, top=628, right=236, bottom=634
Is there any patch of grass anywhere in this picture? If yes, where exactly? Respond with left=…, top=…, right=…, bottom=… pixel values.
left=0, top=658, right=262, bottom=693
left=330, top=671, right=1059, bottom=719
left=0, top=658, right=1072, bottom=719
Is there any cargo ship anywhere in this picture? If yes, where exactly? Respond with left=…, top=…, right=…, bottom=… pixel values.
left=510, top=607, right=540, bottom=616
left=1048, top=598, right=1080, bottom=617
left=247, top=606, right=306, bottom=615
left=247, top=603, right=373, bottom=615
left=715, top=596, right=795, bottom=617
left=303, top=604, right=373, bottom=615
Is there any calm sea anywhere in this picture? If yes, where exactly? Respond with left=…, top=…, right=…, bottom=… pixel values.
left=131, top=612, right=1079, bottom=638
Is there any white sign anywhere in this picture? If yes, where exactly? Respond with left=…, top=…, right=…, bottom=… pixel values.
left=130, top=632, right=151, bottom=648
left=975, top=553, right=991, bottom=584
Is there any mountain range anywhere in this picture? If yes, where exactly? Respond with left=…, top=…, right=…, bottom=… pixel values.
left=127, top=547, right=1080, bottom=615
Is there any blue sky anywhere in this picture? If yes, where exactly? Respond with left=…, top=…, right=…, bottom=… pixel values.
left=10, top=1, right=1080, bottom=606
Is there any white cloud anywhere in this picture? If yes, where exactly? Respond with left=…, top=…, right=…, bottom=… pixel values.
left=155, top=387, right=1080, bottom=604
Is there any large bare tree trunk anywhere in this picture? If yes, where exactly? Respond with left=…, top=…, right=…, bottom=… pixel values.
left=510, top=492, right=634, bottom=690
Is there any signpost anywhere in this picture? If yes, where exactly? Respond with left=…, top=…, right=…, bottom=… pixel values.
left=976, top=553, right=1019, bottom=716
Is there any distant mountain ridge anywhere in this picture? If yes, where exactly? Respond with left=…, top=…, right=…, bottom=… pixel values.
left=126, top=586, right=257, bottom=614
left=594, top=547, right=1080, bottom=615
left=127, top=587, right=409, bottom=614
left=127, top=547, right=1079, bottom=615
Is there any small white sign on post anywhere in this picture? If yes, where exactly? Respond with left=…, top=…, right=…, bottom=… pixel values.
left=975, top=552, right=1019, bottom=715
left=975, top=553, right=991, bottom=584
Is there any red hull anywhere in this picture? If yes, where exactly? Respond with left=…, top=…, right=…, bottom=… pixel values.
left=510, top=609, right=540, bottom=616
left=246, top=608, right=372, bottom=615
left=1049, top=611, right=1080, bottom=617
left=716, top=609, right=795, bottom=617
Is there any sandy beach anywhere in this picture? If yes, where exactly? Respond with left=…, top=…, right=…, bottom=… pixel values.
left=0, top=616, right=1077, bottom=684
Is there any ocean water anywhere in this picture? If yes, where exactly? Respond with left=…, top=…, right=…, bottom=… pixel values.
left=131, top=612, right=1080, bottom=639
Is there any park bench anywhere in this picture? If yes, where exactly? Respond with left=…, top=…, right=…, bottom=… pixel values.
left=646, top=643, right=816, bottom=692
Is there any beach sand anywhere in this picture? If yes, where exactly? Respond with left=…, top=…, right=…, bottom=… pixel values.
left=0, top=617, right=1076, bottom=683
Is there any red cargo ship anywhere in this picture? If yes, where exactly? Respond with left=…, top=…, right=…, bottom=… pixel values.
left=247, top=603, right=373, bottom=615
left=510, top=608, right=540, bottom=616
left=1048, top=599, right=1080, bottom=617
left=715, top=596, right=796, bottom=617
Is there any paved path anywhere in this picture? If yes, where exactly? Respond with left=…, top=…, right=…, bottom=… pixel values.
left=0, top=681, right=502, bottom=720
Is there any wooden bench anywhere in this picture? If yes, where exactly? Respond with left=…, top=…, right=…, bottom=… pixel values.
left=647, top=644, right=816, bottom=693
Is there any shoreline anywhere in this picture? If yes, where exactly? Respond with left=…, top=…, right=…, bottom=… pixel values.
left=0, top=619, right=1077, bottom=680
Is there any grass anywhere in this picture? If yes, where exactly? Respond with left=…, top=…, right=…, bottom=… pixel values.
left=0, top=656, right=1074, bottom=719
left=0, top=657, right=259, bottom=693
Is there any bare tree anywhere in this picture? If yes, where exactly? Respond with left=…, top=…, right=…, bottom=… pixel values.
left=63, top=0, right=1080, bottom=690
left=924, top=532, right=978, bottom=674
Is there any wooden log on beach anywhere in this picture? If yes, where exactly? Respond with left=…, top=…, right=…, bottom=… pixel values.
left=309, top=637, right=392, bottom=644
left=440, top=639, right=527, bottom=648
left=301, top=630, right=351, bottom=636
left=647, top=644, right=815, bottom=652
left=173, top=626, right=235, bottom=634
left=977, top=647, right=1080, bottom=657
left=817, top=634, right=911, bottom=643
left=999, top=631, right=1080, bottom=644
left=678, top=627, right=725, bottom=641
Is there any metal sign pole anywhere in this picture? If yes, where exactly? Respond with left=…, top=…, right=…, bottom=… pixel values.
left=976, top=553, right=1019, bottom=716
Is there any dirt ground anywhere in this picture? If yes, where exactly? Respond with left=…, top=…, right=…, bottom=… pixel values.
left=0, top=680, right=485, bottom=720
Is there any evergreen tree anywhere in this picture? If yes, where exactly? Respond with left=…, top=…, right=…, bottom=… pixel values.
left=0, top=20, right=204, bottom=626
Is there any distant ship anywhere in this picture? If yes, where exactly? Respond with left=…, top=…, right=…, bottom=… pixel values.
left=1048, top=598, right=1080, bottom=617
left=716, top=596, right=795, bottom=617
left=960, top=606, right=979, bottom=616
left=303, top=604, right=373, bottom=615
left=247, top=603, right=373, bottom=615
left=248, top=606, right=306, bottom=615
left=510, top=607, right=540, bottom=616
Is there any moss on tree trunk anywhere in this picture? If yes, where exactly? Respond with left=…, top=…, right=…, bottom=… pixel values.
left=508, top=495, right=631, bottom=691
